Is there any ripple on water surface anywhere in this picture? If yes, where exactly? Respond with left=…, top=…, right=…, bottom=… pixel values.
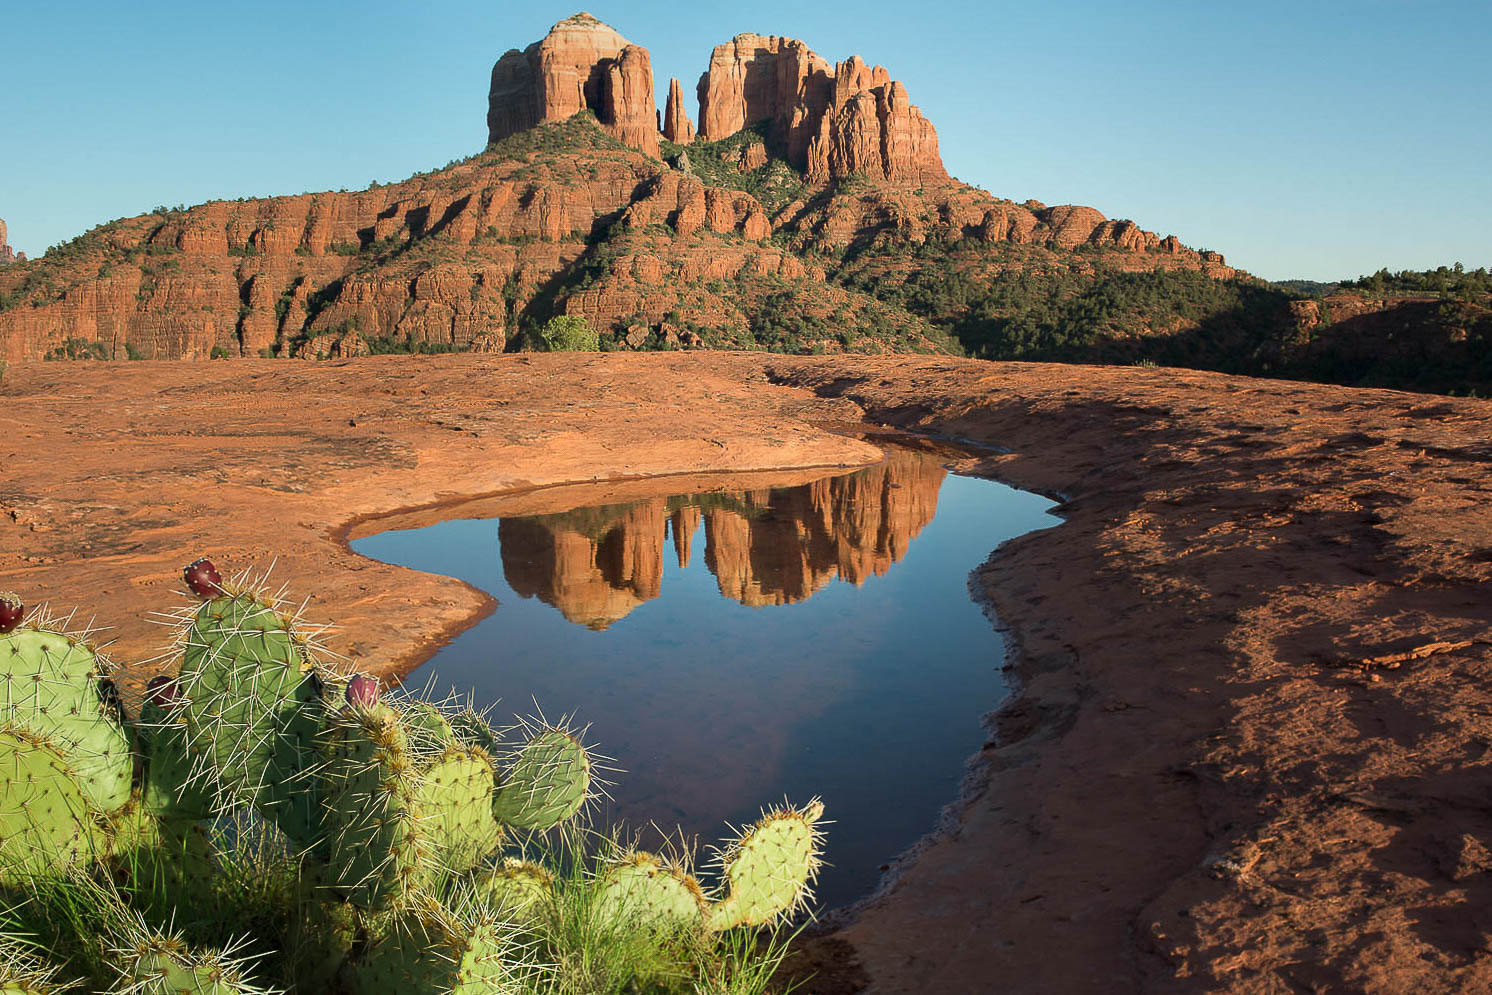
left=351, top=444, right=1058, bottom=909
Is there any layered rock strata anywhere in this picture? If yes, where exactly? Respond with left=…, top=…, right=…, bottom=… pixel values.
left=696, top=35, right=946, bottom=185
left=487, top=13, right=659, bottom=158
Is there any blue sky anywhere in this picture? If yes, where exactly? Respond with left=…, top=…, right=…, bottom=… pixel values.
left=3, top=1, right=1487, bottom=280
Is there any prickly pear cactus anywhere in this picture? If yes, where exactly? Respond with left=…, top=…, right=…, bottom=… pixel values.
left=321, top=700, right=431, bottom=912
left=170, top=569, right=329, bottom=847
left=111, top=930, right=276, bottom=995
left=137, top=677, right=214, bottom=823
left=595, top=851, right=707, bottom=931
left=404, top=702, right=456, bottom=749
left=413, top=747, right=503, bottom=872
left=0, top=727, right=107, bottom=883
left=470, top=858, right=552, bottom=921
left=491, top=727, right=592, bottom=830
left=706, top=800, right=826, bottom=931
left=346, top=901, right=531, bottom=995
left=0, top=611, right=135, bottom=815
left=109, top=804, right=215, bottom=920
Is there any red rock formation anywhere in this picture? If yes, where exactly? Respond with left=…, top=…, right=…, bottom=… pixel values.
left=487, top=13, right=659, bottom=158
left=736, top=142, right=767, bottom=172
left=663, top=77, right=694, bottom=145
left=617, top=173, right=770, bottom=241
left=695, top=35, right=946, bottom=186
left=0, top=219, right=22, bottom=265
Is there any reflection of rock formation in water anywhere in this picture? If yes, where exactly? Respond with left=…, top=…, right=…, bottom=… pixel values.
left=499, top=501, right=667, bottom=629
left=671, top=505, right=700, bottom=568
left=704, top=449, right=944, bottom=606
left=499, top=451, right=945, bottom=625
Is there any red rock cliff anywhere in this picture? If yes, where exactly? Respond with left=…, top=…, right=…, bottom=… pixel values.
left=696, top=34, right=946, bottom=186
left=487, top=13, right=659, bottom=158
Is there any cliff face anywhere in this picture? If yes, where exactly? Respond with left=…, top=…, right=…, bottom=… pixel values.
left=696, top=35, right=946, bottom=186
left=487, top=12, right=659, bottom=158
left=494, top=452, right=945, bottom=626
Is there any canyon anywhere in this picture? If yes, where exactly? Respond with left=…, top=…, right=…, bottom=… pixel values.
left=0, top=13, right=1232, bottom=365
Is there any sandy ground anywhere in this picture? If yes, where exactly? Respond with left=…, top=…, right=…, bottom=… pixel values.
left=4, top=353, right=1492, bottom=993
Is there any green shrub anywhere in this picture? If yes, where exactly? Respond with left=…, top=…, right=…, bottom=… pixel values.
left=539, top=315, right=599, bottom=352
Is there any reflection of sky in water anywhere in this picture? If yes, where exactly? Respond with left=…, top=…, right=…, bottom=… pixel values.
left=352, top=452, right=1058, bottom=909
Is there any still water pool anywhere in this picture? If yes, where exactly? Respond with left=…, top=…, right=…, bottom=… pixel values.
left=351, top=445, right=1058, bottom=909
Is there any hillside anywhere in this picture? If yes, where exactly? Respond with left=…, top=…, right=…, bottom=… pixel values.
left=15, top=13, right=1483, bottom=395
left=0, top=14, right=1233, bottom=366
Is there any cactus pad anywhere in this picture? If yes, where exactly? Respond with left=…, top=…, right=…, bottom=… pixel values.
left=596, top=852, right=707, bottom=931
left=138, top=696, right=214, bottom=823
left=114, top=933, right=272, bottom=995
left=471, top=858, right=552, bottom=920
left=321, top=703, right=430, bottom=911
left=491, top=729, right=591, bottom=830
left=405, top=702, right=456, bottom=750
left=413, top=748, right=501, bottom=872
left=348, top=907, right=527, bottom=995
left=0, top=728, right=104, bottom=882
left=176, top=593, right=326, bottom=836
left=0, top=627, right=134, bottom=814
left=707, top=800, right=825, bottom=930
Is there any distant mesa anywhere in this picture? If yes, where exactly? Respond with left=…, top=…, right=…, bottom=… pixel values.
left=497, top=452, right=945, bottom=628
left=0, top=220, right=24, bottom=266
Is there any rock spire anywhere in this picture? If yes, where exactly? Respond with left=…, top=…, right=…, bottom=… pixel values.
left=695, top=33, right=946, bottom=185
left=0, top=219, right=22, bottom=265
left=487, top=12, right=659, bottom=158
left=663, top=77, right=694, bottom=145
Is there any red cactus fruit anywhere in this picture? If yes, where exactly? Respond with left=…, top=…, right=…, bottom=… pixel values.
left=182, top=558, right=223, bottom=599
left=146, top=675, right=185, bottom=711
left=345, top=674, right=380, bottom=708
left=0, top=593, right=23, bottom=635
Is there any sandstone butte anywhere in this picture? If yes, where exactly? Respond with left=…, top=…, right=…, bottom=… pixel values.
left=0, top=12, right=1235, bottom=365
